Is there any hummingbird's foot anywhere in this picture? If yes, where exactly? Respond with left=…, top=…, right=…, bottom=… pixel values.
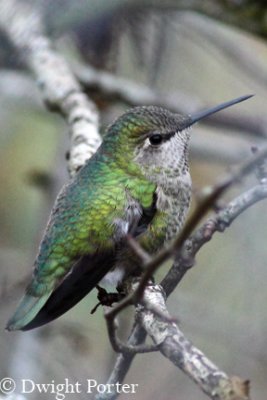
left=90, top=285, right=125, bottom=314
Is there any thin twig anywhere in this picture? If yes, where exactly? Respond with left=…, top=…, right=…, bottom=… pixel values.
left=126, top=235, right=151, bottom=264
left=101, top=155, right=267, bottom=400
left=105, top=312, right=158, bottom=354
left=0, top=3, right=263, bottom=399
left=106, top=146, right=267, bottom=327
left=95, top=324, right=147, bottom=400
left=162, top=182, right=267, bottom=296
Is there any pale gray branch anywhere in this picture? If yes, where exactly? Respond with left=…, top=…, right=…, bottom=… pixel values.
left=102, top=173, right=267, bottom=400
left=139, top=285, right=249, bottom=400
left=0, top=3, right=263, bottom=400
left=76, top=62, right=267, bottom=139
left=162, top=183, right=267, bottom=296
left=0, top=0, right=101, bottom=177
left=95, top=324, right=147, bottom=400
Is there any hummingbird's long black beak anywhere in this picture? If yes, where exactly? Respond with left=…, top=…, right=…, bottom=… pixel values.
left=188, top=94, right=254, bottom=126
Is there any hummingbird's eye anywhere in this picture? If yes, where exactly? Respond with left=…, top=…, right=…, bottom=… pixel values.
left=149, top=134, right=163, bottom=145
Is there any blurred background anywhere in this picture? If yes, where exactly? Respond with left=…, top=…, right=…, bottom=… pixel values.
left=0, top=1, right=267, bottom=399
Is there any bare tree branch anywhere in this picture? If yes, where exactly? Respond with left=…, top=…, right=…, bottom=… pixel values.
left=101, top=154, right=267, bottom=400
left=139, top=285, right=250, bottom=400
left=105, top=300, right=158, bottom=354
left=1, top=2, right=266, bottom=400
left=95, top=324, right=148, bottom=400
left=104, top=146, right=267, bottom=327
left=0, top=0, right=101, bottom=177
left=162, top=182, right=267, bottom=296
left=75, top=62, right=267, bottom=139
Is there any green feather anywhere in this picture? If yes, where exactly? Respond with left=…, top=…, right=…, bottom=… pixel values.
left=6, top=291, right=52, bottom=331
left=6, top=110, right=165, bottom=330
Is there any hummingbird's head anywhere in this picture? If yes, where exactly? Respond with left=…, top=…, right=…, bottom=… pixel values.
left=106, top=106, right=192, bottom=178
left=105, top=95, right=253, bottom=179
left=116, top=106, right=191, bottom=176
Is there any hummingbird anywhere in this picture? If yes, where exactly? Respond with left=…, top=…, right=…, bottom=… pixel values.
left=6, top=94, right=252, bottom=331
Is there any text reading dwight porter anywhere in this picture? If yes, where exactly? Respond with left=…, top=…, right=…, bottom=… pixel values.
left=0, top=377, right=139, bottom=399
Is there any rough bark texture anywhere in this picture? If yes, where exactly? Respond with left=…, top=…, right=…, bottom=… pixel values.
left=1, top=2, right=267, bottom=400
left=0, top=0, right=101, bottom=177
